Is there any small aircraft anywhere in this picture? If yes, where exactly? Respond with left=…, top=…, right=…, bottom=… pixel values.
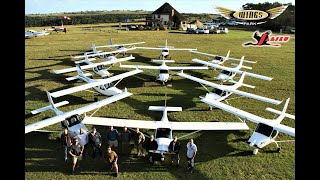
left=81, top=99, right=249, bottom=160
left=25, top=29, right=49, bottom=38
left=54, top=52, right=135, bottom=78
left=201, top=97, right=295, bottom=154
left=51, top=65, right=142, bottom=98
left=136, top=39, right=197, bottom=59
left=120, top=59, right=208, bottom=84
left=177, top=71, right=282, bottom=105
left=192, top=56, right=273, bottom=82
left=73, top=47, right=134, bottom=60
left=45, top=26, right=67, bottom=33
left=94, top=38, right=145, bottom=56
left=25, top=89, right=133, bottom=141
left=190, top=50, right=256, bottom=65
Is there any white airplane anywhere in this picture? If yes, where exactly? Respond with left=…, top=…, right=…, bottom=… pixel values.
left=94, top=38, right=145, bottom=56
left=177, top=71, right=282, bottom=105
left=136, top=39, right=197, bottom=59
left=190, top=50, right=256, bottom=65
left=45, top=26, right=67, bottom=33
left=120, top=59, right=208, bottom=84
left=201, top=97, right=295, bottom=154
left=54, top=52, right=135, bottom=78
left=25, top=89, right=133, bottom=141
left=51, top=65, right=142, bottom=98
left=193, top=56, right=273, bottom=82
left=73, top=46, right=134, bottom=60
left=81, top=100, right=249, bottom=159
left=25, top=29, right=49, bottom=38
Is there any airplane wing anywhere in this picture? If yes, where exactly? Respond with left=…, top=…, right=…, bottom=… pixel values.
left=50, top=69, right=142, bottom=98
left=54, top=56, right=135, bottom=74
left=178, top=72, right=281, bottom=105
left=167, top=66, right=208, bottom=70
left=82, top=117, right=249, bottom=130
left=200, top=99, right=295, bottom=136
left=73, top=49, right=127, bottom=58
left=170, top=122, right=249, bottom=130
left=227, top=57, right=257, bottom=64
left=25, top=91, right=132, bottom=134
left=190, top=51, right=218, bottom=57
left=167, top=48, right=197, bottom=51
left=82, top=117, right=158, bottom=129
left=135, top=47, right=163, bottom=50
left=96, top=42, right=145, bottom=48
left=120, top=42, right=146, bottom=46
left=192, top=59, right=272, bottom=81
left=120, top=64, right=160, bottom=70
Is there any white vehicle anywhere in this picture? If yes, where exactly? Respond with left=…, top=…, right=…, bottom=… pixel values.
left=51, top=65, right=142, bottom=98
left=81, top=100, right=249, bottom=159
left=177, top=71, right=282, bottom=105
left=219, top=27, right=228, bottom=33
left=202, top=98, right=295, bottom=154
left=195, top=28, right=210, bottom=34
left=94, top=38, right=145, bottom=56
left=136, top=39, right=197, bottom=59
left=25, top=29, right=49, bottom=38
left=25, top=89, right=133, bottom=135
left=190, top=50, right=256, bottom=65
left=120, top=59, right=208, bottom=84
left=55, top=52, right=135, bottom=78
left=192, top=56, right=272, bottom=82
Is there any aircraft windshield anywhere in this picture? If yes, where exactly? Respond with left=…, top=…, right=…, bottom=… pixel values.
left=156, top=128, right=171, bottom=139
left=211, top=88, right=226, bottom=96
left=214, top=56, right=223, bottom=61
left=255, top=123, right=274, bottom=137
left=160, top=70, right=168, bottom=74
left=104, top=82, right=113, bottom=89
left=61, top=114, right=82, bottom=128
left=97, top=65, right=105, bottom=70
left=221, top=70, right=233, bottom=76
left=162, top=49, right=169, bottom=52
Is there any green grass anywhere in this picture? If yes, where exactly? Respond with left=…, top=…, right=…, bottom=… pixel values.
left=25, top=24, right=295, bottom=179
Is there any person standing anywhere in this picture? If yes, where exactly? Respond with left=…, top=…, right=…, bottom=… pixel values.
left=103, top=146, right=119, bottom=177
left=60, top=127, right=71, bottom=161
left=146, top=135, right=158, bottom=163
left=186, top=139, right=197, bottom=173
left=68, top=138, right=83, bottom=175
left=76, top=128, right=88, bottom=157
left=120, top=126, right=131, bottom=156
left=88, top=127, right=102, bottom=159
left=134, top=128, right=145, bottom=156
left=107, top=126, right=119, bottom=152
left=168, top=135, right=181, bottom=166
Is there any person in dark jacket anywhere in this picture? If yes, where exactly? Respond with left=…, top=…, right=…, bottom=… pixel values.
left=88, top=127, right=102, bottom=158
left=146, top=135, right=158, bottom=163
left=60, top=127, right=71, bottom=161
left=168, top=135, right=181, bottom=166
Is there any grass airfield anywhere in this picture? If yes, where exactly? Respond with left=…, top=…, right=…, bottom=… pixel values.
left=25, top=24, right=295, bottom=179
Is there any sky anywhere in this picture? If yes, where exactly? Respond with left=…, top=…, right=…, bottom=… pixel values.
left=25, top=0, right=295, bottom=15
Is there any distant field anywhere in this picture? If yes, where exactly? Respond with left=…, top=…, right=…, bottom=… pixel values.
left=25, top=23, right=295, bottom=179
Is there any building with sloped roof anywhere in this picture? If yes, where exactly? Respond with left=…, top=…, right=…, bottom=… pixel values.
left=146, top=2, right=188, bottom=30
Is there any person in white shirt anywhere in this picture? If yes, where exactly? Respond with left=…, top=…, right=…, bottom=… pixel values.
left=186, top=139, right=197, bottom=173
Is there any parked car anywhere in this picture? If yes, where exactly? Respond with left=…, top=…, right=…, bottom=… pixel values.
left=290, top=28, right=295, bottom=33
left=186, top=28, right=196, bottom=34
left=219, top=27, right=228, bottom=34
left=194, top=28, right=210, bottom=34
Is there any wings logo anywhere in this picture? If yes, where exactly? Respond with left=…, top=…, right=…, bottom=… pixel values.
left=214, top=5, right=288, bottom=25
left=243, top=30, right=290, bottom=47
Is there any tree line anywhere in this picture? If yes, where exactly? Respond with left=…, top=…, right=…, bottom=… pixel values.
left=25, top=14, right=148, bottom=27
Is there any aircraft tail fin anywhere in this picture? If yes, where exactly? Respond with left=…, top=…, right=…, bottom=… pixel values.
left=165, top=39, right=167, bottom=48
left=232, top=72, right=255, bottom=89
left=31, top=91, right=68, bottom=115
left=235, top=56, right=245, bottom=70
left=148, top=106, right=182, bottom=112
left=109, top=38, right=113, bottom=45
left=75, top=64, right=85, bottom=77
left=270, top=98, right=294, bottom=123
left=92, top=44, right=97, bottom=53
left=225, top=50, right=230, bottom=60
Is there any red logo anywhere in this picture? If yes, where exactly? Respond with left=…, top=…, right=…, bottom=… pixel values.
left=243, top=30, right=290, bottom=47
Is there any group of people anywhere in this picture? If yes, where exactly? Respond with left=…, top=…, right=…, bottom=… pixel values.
left=60, top=126, right=198, bottom=176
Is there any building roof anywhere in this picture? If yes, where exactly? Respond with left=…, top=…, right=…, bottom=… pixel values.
left=152, top=2, right=187, bottom=21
